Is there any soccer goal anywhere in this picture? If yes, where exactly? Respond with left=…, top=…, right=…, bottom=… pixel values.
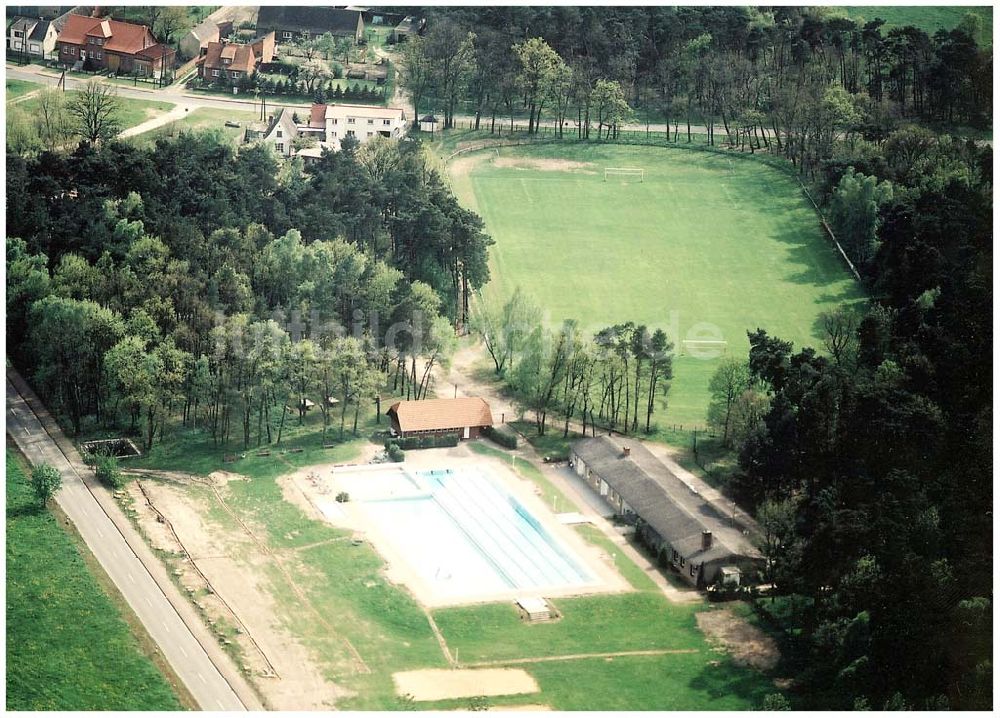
left=604, top=167, right=644, bottom=182
left=680, top=339, right=728, bottom=357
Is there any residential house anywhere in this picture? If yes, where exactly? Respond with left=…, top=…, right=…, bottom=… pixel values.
left=256, top=6, right=364, bottom=44
left=179, top=18, right=232, bottom=60
left=569, top=436, right=762, bottom=588
left=305, top=102, right=406, bottom=151
left=243, top=107, right=299, bottom=157
left=197, top=32, right=274, bottom=86
left=386, top=398, right=493, bottom=440
left=7, top=16, right=58, bottom=59
left=55, top=14, right=175, bottom=77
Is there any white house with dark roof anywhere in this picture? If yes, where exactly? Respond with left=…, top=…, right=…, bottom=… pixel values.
left=8, top=15, right=58, bottom=58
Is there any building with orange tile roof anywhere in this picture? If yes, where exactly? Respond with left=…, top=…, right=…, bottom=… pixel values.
left=55, top=13, right=174, bottom=78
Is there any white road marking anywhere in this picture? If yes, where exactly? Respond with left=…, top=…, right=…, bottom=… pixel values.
left=163, top=621, right=171, bottom=634
left=198, top=672, right=207, bottom=685
left=179, top=645, right=189, bottom=658
left=127, top=572, right=136, bottom=584
left=145, top=597, right=153, bottom=607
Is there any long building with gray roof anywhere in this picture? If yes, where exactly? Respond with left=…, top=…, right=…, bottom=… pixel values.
left=570, top=435, right=761, bottom=587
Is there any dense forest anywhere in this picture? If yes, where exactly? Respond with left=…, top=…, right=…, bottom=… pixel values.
left=403, top=6, right=990, bottom=170
left=7, top=133, right=491, bottom=447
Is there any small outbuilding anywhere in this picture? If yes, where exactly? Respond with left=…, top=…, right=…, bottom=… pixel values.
left=419, top=114, right=438, bottom=134
left=386, top=397, right=493, bottom=439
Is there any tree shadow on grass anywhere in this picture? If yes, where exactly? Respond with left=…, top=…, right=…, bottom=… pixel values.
left=7, top=502, right=45, bottom=520
left=769, top=223, right=864, bottom=294
left=688, top=657, right=774, bottom=709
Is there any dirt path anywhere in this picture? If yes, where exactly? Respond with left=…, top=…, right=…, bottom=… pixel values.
left=125, top=471, right=365, bottom=709
left=119, top=103, right=193, bottom=139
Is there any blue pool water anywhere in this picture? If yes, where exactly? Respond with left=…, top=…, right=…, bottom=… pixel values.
left=359, top=467, right=595, bottom=599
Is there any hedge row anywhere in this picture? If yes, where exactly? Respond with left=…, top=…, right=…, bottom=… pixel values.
left=385, top=433, right=460, bottom=450
left=483, top=425, right=518, bottom=449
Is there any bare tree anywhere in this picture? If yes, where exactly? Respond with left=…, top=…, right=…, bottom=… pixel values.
left=819, top=306, right=860, bottom=367
left=67, top=80, right=122, bottom=145
left=35, top=88, right=70, bottom=151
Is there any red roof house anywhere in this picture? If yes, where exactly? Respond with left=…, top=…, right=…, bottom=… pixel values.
left=56, top=13, right=174, bottom=77
left=386, top=398, right=494, bottom=439
left=197, top=32, right=275, bottom=86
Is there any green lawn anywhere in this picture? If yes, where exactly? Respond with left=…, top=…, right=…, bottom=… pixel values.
left=5, top=451, right=183, bottom=710
left=128, top=107, right=256, bottom=147
left=12, top=91, right=174, bottom=132
left=839, top=6, right=992, bottom=46
left=449, top=141, right=865, bottom=427
left=5, top=79, right=40, bottom=101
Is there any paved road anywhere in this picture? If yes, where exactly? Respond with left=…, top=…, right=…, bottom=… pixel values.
left=6, top=369, right=262, bottom=711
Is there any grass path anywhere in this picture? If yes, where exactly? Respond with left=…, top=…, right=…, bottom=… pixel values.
left=465, top=647, right=700, bottom=667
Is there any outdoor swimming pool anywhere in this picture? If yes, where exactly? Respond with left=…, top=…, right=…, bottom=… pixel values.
left=338, top=465, right=597, bottom=602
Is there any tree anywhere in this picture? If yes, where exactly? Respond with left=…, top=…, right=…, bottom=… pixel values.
left=154, top=6, right=188, bottom=46
left=644, top=329, right=673, bottom=433
left=30, top=463, right=62, bottom=506
left=423, top=20, right=477, bottom=129
left=471, top=287, right=540, bottom=376
left=829, top=167, right=893, bottom=265
left=818, top=306, right=861, bottom=367
left=761, top=693, right=792, bottom=710
left=300, top=58, right=332, bottom=96
left=399, top=34, right=432, bottom=127
left=35, top=88, right=70, bottom=151
left=513, top=38, right=562, bottom=134
left=706, top=357, right=750, bottom=446
left=94, top=455, right=126, bottom=489
left=756, top=498, right=797, bottom=594
left=67, top=81, right=122, bottom=145
left=590, top=78, right=632, bottom=139
left=512, top=321, right=573, bottom=435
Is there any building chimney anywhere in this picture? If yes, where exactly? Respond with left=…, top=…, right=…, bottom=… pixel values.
left=701, top=530, right=713, bottom=550
left=622, top=445, right=630, bottom=457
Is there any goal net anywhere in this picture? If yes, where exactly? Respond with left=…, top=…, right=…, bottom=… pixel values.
left=679, top=340, right=728, bottom=358
left=604, top=167, right=644, bottom=182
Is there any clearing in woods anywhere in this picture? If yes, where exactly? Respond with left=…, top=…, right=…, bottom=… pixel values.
left=448, top=142, right=865, bottom=427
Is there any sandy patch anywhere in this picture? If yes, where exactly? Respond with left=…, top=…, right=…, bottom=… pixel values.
left=494, top=157, right=596, bottom=173
left=696, top=608, right=780, bottom=672
left=393, top=668, right=539, bottom=701
left=125, top=477, right=353, bottom=709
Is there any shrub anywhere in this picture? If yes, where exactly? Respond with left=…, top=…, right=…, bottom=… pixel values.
left=30, top=463, right=62, bottom=506
left=95, top=455, right=126, bottom=489
left=483, top=425, right=518, bottom=449
left=387, top=434, right=460, bottom=450
left=386, top=443, right=405, bottom=462
left=335, top=491, right=350, bottom=503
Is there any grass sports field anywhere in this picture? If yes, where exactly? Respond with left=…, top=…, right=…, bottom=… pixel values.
left=839, top=6, right=992, bottom=46
left=5, top=451, right=182, bottom=710
left=449, top=142, right=864, bottom=427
